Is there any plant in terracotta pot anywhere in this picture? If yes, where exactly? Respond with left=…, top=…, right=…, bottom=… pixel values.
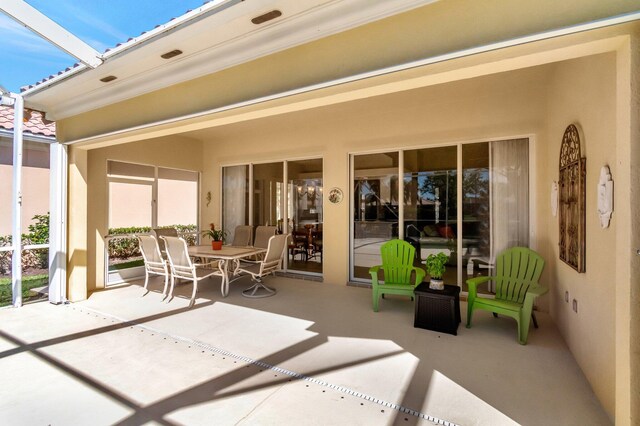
left=425, top=252, right=448, bottom=290
left=202, top=223, right=226, bottom=250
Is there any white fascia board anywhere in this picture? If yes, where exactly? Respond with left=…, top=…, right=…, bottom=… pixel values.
left=0, top=0, right=102, bottom=68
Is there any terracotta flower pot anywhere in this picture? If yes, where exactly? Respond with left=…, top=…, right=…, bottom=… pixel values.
left=211, top=240, right=223, bottom=250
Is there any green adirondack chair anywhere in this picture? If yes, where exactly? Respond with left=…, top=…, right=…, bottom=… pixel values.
left=466, top=247, right=547, bottom=344
left=369, top=239, right=425, bottom=312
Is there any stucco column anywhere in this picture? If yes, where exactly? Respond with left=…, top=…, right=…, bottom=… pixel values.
left=67, top=145, right=88, bottom=301
left=615, top=34, right=639, bottom=425
left=625, top=33, right=640, bottom=426
left=323, top=150, right=349, bottom=285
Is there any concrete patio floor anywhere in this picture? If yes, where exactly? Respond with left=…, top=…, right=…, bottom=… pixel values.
left=0, top=275, right=611, bottom=425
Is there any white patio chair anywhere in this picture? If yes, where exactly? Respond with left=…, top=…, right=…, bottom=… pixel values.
left=161, top=235, right=223, bottom=307
left=246, top=225, right=278, bottom=262
left=234, top=233, right=288, bottom=298
left=231, top=225, right=253, bottom=247
left=137, top=235, right=169, bottom=297
left=253, top=225, right=277, bottom=249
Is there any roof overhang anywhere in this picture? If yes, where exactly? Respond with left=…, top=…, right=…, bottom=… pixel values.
left=63, top=11, right=639, bottom=150
left=22, top=0, right=438, bottom=120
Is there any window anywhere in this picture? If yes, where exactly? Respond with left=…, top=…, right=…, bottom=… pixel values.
left=106, top=160, right=199, bottom=285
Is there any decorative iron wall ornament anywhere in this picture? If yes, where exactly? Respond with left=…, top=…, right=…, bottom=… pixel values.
left=558, top=124, right=586, bottom=272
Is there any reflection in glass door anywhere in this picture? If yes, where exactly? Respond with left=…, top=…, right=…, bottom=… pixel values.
left=222, top=165, right=249, bottom=243
left=253, top=162, right=284, bottom=228
left=403, top=146, right=457, bottom=284
left=462, top=143, right=491, bottom=292
left=287, top=159, right=322, bottom=274
left=351, top=152, right=399, bottom=280
left=351, top=139, right=530, bottom=290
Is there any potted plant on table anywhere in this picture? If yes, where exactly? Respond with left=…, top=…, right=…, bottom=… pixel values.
left=202, top=223, right=226, bottom=250
left=425, top=252, right=449, bottom=290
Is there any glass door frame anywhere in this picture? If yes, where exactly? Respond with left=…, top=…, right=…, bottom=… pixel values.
left=349, top=135, right=536, bottom=287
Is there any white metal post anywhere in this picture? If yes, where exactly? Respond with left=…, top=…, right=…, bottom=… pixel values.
left=11, top=94, right=24, bottom=307
left=48, top=142, right=67, bottom=304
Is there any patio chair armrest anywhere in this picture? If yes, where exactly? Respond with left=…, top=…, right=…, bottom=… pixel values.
left=412, top=266, right=426, bottom=285
left=369, top=265, right=383, bottom=285
left=466, top=276, right=492, bottom=298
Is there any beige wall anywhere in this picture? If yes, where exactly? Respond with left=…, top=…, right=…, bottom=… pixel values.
left=68, top=135, right=203, bottom=295
left=0, top=139, right=50, bottom=236
left=543, top=53, right=618, bottom=418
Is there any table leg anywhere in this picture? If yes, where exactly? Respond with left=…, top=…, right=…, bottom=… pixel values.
left=219, top=260, right=229, bottom=297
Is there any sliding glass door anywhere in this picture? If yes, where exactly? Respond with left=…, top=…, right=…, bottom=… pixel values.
left=222, top=158, right=323, bottom=277
left=222, top=165, right=249, bottom=244
left=253, top=162, right=284, bottom=228
left=351, top=152, right=399, bottom=280
left=403, top=146, right=457, bottom=283
left=288, top=159, right=323, bottom=274
left=350, top=139, right=530, bottom=291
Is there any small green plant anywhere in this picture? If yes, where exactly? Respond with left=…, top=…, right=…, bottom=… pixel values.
left=202, top=223, right=226, bottom=242
left=425, top=252, right=449, bottom=279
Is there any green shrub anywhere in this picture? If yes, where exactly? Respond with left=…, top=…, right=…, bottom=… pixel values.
left=0, top=213, right=50, bottom=275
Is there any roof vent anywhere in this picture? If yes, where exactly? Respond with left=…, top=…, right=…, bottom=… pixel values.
left=251, top=10, right=282, bottom=25
left=100, top=75, right=117, bottom=83
left=161, top=49, right=183, bottom=59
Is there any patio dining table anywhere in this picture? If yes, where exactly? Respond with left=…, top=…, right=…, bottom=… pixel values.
left=188, top=245, right=266, bottom=297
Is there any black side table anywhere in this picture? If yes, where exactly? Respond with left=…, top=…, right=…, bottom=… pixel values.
left=414, top=283, right=461, bottom=335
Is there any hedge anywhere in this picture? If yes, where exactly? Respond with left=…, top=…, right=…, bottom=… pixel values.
left=107, top=225, right=197, bottom=259
left=0, top=216, right=197, bottom=274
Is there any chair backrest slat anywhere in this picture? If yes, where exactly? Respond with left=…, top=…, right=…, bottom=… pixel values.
left=254, top=226, right=277, bottom=249
left=153, top=228, right=178, bottom=254
left=495, top=247, right=545, bottom=303
left=380, top=240, right=416, bottom=285
left=232, top=225, right=253, bottom=247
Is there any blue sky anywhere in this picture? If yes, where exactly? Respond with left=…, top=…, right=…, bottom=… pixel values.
left=1, top=0, right=206, bottom=92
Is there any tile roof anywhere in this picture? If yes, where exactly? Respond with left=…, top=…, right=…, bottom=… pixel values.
left=0, top=105, right=56, bottom=138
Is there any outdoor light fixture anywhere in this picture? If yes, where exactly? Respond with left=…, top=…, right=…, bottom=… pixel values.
left=251, top=10, right=282, bottom=25
left=161, top=49, right=183, bottom=59
left=100, top=75, right=117, bottom=83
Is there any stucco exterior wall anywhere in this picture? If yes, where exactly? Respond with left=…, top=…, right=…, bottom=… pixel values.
left=201, top=64, right=550, bottom=287
left=0, top=139, right=50, bottom=236
left=543, top=53, right=618, bottom=419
